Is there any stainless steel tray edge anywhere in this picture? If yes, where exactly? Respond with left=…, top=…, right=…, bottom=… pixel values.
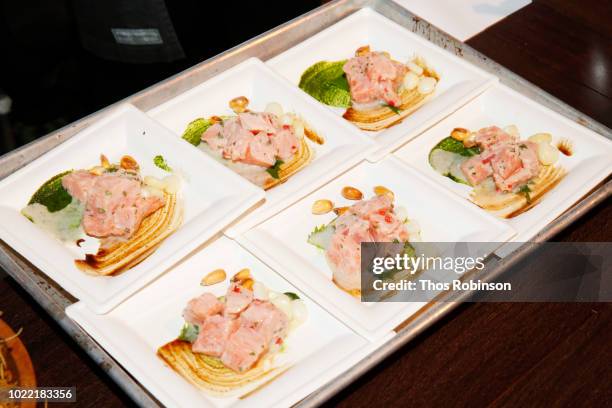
left=0, top=1, right=610, bottom=407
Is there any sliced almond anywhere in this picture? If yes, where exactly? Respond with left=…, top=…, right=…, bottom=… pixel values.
left=355, top=45, right=370, bottom=56
left=312, top=199, right=333, bottom=215
left=201, top=269, right=226, bottom=286
left=89, top=166, right=105, bottom=176
left=120, top=155, right=139, bottom=171
left=451, top=128, right=470, bottom=142
left=210, top=115, right=223, bottom=124
left=241, top=278, right=254, bottom=290
left=232, top=268, right=251, bottom=282
left=334, top=206, right=349, bottom=216
left=100, top=154, right=111, bottom=169
left=373, top=185, right=394, bottom=201
left=229, top=96, right=249, bottom=113
left=341, top=186, right=363, bottom=200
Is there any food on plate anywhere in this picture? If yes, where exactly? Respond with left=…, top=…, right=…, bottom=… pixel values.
left=157, top=272, right=307, bottom=395
left=429, top=125, right=567, bottom=218
left=21, top=154, right=183, bottom=275
left=181, top=96, right=323, bottom=190
left=307, top=187, right=421, bottom=295
left=299, top=45, right=439, bottom=131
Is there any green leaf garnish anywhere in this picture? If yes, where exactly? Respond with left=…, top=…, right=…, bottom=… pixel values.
left=284, top=292, right=300, bottom=300
left=518, top=184, right=532, bottom=204
left=266, top=159, right=284, bottom=179
left=384, top=103, right=401, bottom=115
left=178, top=322, right=200, bottom=342
left=181, top=118, right=212, bottom=147
left=28, top=170, right=74, bottom=212
left=433, top=137, right=481, bottom=157
left=153, top=155, right=172, bottom=172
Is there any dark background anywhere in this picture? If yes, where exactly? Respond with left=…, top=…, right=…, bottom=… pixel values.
left=0, top=1, right=321, bottom=154
left=0, top=0, right=610, bottom=407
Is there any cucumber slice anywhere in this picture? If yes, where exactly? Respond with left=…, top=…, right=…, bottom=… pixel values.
left=307, top=223, right=335, bottom=250
left=448, top=156, right=470, bottom=185
left=428, top=149, right=459, bottom=176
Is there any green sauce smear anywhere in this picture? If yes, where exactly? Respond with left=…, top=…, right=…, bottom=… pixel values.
left=182, top=118, right=212, bottom=147
left=299, top=60, right=351, bottom=108
left=28, top=170, right=74, bottom=212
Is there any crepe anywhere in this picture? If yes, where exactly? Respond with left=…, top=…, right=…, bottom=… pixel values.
left=470, top=165, right=566, bottom=218
left=157, top=339, right=281, bottom=396
left=343, top=86, right=434, bottom=131
left=76, top=192, right=183, bottom=275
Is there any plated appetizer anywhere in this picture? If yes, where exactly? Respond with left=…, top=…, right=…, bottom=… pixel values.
left=429, top=125, right=567, bottom=218
left=181, top=96, right=323, bottom=190
left=299, top=45, right=439, bottom=131
left=158, top=269, right=307, bottom=395
left=21, top=154, right=183, bottom=275
left=307, top=186, right=420, bottom=295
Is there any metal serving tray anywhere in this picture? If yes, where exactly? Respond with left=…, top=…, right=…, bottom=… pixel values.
left=0, top=0, right=610, bottom=406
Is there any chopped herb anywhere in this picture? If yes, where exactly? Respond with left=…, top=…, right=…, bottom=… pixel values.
left=97, top=208, right=106, bottom=214
left=519, top=143, right=528, bottom=150
left=153, top=155, right=172, bottom=172
left=105, top=191, right=112, bottom=196
left=266, top=159, right=284, bottom=179
left=178, top=322, right=200, bottom=342
left=384, top=103, right=401, bottom=115
left=284, top=292, right=300, bottom=300
left=518, top=184, right=532, bottom=203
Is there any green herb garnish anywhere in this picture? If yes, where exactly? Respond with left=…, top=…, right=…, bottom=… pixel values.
left=181, top=118, right=212, bottom=147
left=284, top=292, right=300, bottom=300
left=433, top=137, right=481, bottom=157
left=178, top=322, right=200, bottom=342
left=153, top=155, right=172, bottom=172
left=28, top=170, right=74, bottom=213
left=266, top=159, right=284, bottom=179
left=384, top=103, right=401, bottom=115
left=518, top=184, right=532, bottom=204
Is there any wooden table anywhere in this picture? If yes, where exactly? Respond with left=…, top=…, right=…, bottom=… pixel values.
left=1, top=1, right=610, bottom=406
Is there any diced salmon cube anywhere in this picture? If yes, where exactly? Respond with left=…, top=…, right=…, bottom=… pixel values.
left=192, top=315, right=238, bottom=357
left=225, top=283, right=253, bottom=315
left=461, top=155, right=493, bottom=186
left=490, top=144, right=522, bottom=179
left=183, top=293, right=224, bottom=326
left=240, top=300, right=289, bottom=343
left=221, top=325, right=268, bottom=372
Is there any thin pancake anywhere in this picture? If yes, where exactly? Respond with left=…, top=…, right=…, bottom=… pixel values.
left=157, top=339, right=281, bottom=396
left=75, top=192, right=183, bottom=275
left=470, top=165, right=566, bottom=218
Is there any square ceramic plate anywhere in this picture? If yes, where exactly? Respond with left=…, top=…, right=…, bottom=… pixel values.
left=147, top=58, right=376, bottom=236
left=66, top=237, right=371, bottom=408
left=235, top=157, right=515, bottom=340
left=0, top=104, right=264, bottom=313
left=267, top=7, right=497, bottom=161
left=393, top=84, right=612, bottom=256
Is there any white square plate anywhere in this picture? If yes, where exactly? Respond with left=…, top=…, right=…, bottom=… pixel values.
left=267, top=8, right=497, bottom=161
left=146, top=58, right=376, bottom=237
left=235, top=157, right=515, bottom=340
left=393, top=84, right=612, bottom=256
left=66, top=237, right=370, bottom=408
left=0, top=104, right=264, bottom=313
